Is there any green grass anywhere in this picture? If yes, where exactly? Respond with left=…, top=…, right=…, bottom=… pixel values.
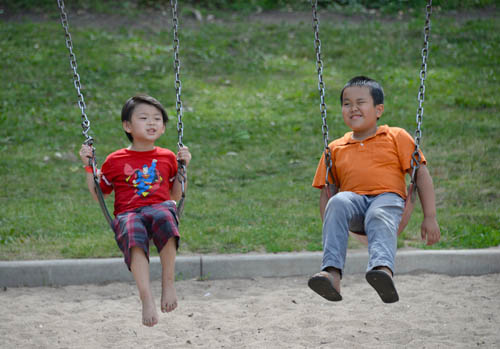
left=0, top=4, right=499, bottom=260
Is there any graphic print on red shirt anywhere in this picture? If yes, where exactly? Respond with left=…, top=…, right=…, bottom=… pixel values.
left=125, top=159, right=163, bottom=198
left=99, top=147, right=178, bottom=216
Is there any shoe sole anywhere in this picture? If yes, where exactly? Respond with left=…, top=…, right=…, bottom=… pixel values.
left=308, top=275, right=342, bottom=302
left=366, top=270, right=399, bottom=303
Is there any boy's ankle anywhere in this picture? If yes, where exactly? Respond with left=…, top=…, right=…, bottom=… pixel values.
left=324, top=267, right=340, bottom=277
left=374, top=266, right=393, bottom=277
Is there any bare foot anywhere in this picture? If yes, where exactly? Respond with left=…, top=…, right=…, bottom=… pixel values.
left=161, top=282, right=178, bottom=313
left=141, top=294, right=159, bottom=327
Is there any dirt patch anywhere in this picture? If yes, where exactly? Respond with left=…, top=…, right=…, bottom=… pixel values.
left=2, top=273, right=500, bottom=348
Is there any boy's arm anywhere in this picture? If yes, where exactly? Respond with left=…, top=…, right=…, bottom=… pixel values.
left=170, top=146, right=191, bottom=202
left=79, top=144, right=108, bottom=202
left=416, top=165, right=440, bottom=245
left=319, top=184, right=337, bottom=221
left=319, top=187, right=328, bottom=221
left=170, top=169, right=188, bottom=201
left=84, top=172, right=100, bottom=202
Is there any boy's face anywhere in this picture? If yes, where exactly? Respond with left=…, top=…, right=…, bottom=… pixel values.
left=341, top=86, right=383, bottom=138
left=123, top=103, right=165, bottom=144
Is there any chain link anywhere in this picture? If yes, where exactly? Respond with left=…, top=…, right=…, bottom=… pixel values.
left=410, top=0, right=432, bottom=183
left=57, top=0, right=114, bottom=228
left=57, top=0, right=93, bottom=147
left=170, top=0, right=186, bottom=217
left=171, top=0, right=184, bottom=150
left=311, top=0, right=334, bottom=188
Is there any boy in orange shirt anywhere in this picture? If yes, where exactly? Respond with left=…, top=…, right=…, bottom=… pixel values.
left=308, top=76, right=440, bottom=303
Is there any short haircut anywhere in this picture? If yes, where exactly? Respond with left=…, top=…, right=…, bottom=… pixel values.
left=121, top=94, right=168, bottom=142
left=340, top=76, right=384, bottom=106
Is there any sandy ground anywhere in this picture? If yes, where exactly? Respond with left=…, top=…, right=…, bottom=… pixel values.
left=1, top=273, right=499, bottom=349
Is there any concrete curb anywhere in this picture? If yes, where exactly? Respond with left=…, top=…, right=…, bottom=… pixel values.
left=1, top=249, right=499, bottom=287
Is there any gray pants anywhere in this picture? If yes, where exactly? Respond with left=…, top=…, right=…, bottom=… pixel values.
left=322, top=192, right=404, bottom=275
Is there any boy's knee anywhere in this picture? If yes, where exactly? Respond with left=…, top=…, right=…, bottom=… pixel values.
left=131, top=245, right=146, bottom=253
left=327, top=191, right=344, bottom=206
left=326, top=191, right=357, bottom=212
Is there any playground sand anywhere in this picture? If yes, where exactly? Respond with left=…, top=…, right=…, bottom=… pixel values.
left=1, top=273, right=499, bottom=348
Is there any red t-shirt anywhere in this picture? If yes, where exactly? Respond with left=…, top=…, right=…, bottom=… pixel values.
left=99, top=147, right=178, bottom=216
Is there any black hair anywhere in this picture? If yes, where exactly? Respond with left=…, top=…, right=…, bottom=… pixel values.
left=340, top=76, right=384, bottom=106
left=121, top=94, right=168, bottom=142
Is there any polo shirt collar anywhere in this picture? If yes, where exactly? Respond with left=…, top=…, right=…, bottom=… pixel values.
left=340, top=125, right=390, bottom=145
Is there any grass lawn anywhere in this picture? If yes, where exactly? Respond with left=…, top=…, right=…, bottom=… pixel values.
left=0, top=3, right=499, bottom=260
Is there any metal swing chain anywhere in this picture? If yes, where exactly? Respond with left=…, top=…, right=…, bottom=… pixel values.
left=311, top=0, right=334, bottom=189
left=57, top=0, right=97, bottom=171
left=171, top=0, right=187, bottom=217
left=57, top=0, right=113, bottom=228
left=410, top=0, right=432, bottom=184
left=56, top=0, right=93, bottom=148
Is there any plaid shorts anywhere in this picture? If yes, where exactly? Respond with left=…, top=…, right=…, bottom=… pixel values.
left=112, top=200, right=180, bottom=270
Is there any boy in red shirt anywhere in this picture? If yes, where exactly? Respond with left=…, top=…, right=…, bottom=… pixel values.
left=309, top=76, right=440, bottom=303
left=79, top=94, right=191, bottom=326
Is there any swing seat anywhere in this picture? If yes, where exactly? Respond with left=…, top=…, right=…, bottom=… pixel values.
left=348, top=183, right=417, bottom=245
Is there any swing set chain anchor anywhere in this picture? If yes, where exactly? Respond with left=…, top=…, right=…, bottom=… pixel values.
left=311, top=0, right=334, bottom=188
left=411, top=0, right=432, bottom=185
left=57, top=0, right=93, bottom=146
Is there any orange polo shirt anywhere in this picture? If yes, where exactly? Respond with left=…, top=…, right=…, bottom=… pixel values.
left=312, top=125, right=426, bottom=199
